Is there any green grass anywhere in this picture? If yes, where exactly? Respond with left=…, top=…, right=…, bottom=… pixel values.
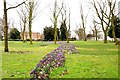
left=0, top=41, right=2, bottom=79
left=50, top=41, right=119, bottom=78
left=1, top=41, right=59, bottom=78
left=1, top=41, right=119, bottom=78
left=72, top=41, right=118, bottom=55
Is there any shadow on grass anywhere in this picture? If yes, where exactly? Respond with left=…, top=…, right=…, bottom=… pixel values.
left=8, top=51, right=34, bottom=54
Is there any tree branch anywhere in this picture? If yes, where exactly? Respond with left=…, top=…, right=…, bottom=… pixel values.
left=6, top=0, right=27, bottom=10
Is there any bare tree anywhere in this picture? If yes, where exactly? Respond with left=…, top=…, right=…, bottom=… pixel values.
left=111, top=13, right=118, bottom=45
left=17, top=4, right=27, bottom=43
left=90, top=0, right=117, bottom=43
left=66, top=7, right=71, bottom=43
left=67, top=9, right=71, bottom=43
left=22, top=0, right=40, bottom=44
left=91, top=19, right=101, bottom=41
left=91, top=0, right=118, bottom=44
left=93, top=20, right=98, bottom=41
left=74, top=25, right=84, bottom=40
left=28, top=1, right=34, bottom=44
left=107, top=0, right=119, bottom=45
left=90, top=0, right=109, bottom=43
left=3, top=0, right=27, bottom=52
left=61, top=3, right=71, bottom=43
left=52, top=0, right=63, bottom=44
left=17, top=0, right=40, bottom=44
left=79, top=4, right=88, bottom=41
left=74, top=29, right=84, bottom=40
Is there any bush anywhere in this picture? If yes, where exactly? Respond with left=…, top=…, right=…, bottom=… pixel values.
left=43, top=26, right=60, bottom=41
left=9, top=28, right=21, bottom=40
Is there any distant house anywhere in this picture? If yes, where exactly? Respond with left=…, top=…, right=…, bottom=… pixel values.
left=20, top=32, right=44, bottom=41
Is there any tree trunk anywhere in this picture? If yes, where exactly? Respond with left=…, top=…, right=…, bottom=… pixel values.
left=29, top=23, right=32, bottom=44
left=95, top=32, right=98, bottom=41
left=54, top=17, right=57, bottom=44
left=29, top=2, right=33, bottom=45
left=104, top=30, right=107, bottom=43
left=83, top=29, right=87, bottom=41
left=112, top=26, right=118, bottom=45
left=22, top=17, right=26, bottom=43
left=111, top=15, right=118, bottom=45
left=22, top=31, right=25, bottom=42
left=4, top=0, right=9, bottom=52
left=66, top=31, right=69, bottom=43
left=3, top=0, right=26, bottom=52
left=95, top=29, right=98, bottom=41
left=67, top=11, right=70, bottom=43
left=22, top=24, right=25, bottom=43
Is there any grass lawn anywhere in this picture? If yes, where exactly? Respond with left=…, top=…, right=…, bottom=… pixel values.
left=1, top=41, right=59, bottom=78
left=50, top=41, right=119, bottom=78
left=1, top=41, right=119, bottom=78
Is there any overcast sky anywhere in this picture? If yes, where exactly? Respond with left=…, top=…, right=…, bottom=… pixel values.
left=0, top=0, right=120, bottom=37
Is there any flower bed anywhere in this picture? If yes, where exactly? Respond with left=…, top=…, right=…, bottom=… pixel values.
left=30, top=42, right=79, bottom=79
left=66, top=43, right=79, bottom=54
left=58, top=42, right=79, bottom=54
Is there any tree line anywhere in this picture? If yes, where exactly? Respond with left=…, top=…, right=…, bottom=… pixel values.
left=2, top=0, right=120, bottom=52
left=43, top=20, right=70, bottom=41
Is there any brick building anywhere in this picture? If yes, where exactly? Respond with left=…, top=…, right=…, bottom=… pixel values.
left=20, top=32, right=44, bottom=41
